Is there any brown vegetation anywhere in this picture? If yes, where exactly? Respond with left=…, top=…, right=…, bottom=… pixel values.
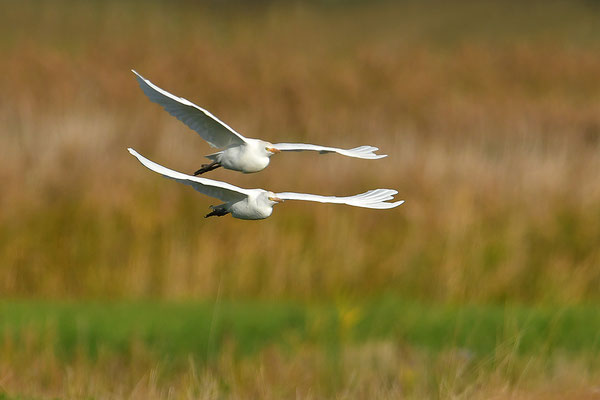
left=1, top=1, right=599, bottom=302
left=2, top=1, right=600, bottom=398
left=2, top=330, right=599, bottom=399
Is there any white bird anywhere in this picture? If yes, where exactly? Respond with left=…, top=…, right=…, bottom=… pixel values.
left=132, top=70, right=387, bottom=175
left=128, top=148, right=403, bottom=220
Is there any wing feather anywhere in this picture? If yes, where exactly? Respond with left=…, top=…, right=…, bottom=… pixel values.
left=132, top=70, right=247, bottom=149
left=276, top=189, right=403, bottom=209
left=128, top=148, right=249, bottom=202
left=273, top=143, right=387, bottom=159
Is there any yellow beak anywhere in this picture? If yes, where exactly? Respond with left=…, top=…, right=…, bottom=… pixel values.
left=268, top=196, right=284, bottom=203
left=267, top=147, right=281, bottom=154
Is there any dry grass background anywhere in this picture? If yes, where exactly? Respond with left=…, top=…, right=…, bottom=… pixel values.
left=2, top=1, right=600, bottom=398
left=2, top=0, right=598, bottom=302
left=2, top=327, right=599, bottom=399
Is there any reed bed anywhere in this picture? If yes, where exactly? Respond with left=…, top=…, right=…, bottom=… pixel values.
left=2, top=1, right=600, bottom=398
left=1, top=1, right=599, bottom=302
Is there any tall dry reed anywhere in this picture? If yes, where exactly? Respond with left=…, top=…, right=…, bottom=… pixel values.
left=1, top=0, right=599, bottom=301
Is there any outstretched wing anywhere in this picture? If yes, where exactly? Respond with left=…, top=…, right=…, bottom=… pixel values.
left=276, top=189, right=403, bottom=209
left=128, top=148, right=250, bottom=203
left=132, top=70, right=247, bottom=149
left=272, top=143, right=386, bottom=160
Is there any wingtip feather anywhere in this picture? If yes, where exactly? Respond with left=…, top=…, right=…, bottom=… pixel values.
left=370, top=200, right=405, bottom=209
left=346, top=145, right=388, bottom=159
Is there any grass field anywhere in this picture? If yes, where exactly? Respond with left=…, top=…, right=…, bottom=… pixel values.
left=1, top=0, right=600, bottom=398
left=2, top=298, right=600, bottom=398
left=2, top=0, right=599, bottom=302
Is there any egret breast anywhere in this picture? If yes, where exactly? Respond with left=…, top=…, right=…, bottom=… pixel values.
left=220, top=145, right=270, bottom=173
left=230, top=198, right=273, bottom=220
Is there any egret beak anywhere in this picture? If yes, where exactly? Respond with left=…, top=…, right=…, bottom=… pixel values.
left=268, top=196, right=284, bottom=203
left=267, top=147, right=281, bottom=154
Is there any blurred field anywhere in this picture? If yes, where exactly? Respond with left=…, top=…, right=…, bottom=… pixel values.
left=1, top=0, right=600, bottom=398
left=2, top=298, right=600, bottom=399
left=1, top=0, right=599, bottom=301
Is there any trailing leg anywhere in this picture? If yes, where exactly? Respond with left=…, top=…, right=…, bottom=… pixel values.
left=194, top=161, right=221, bottom=175
left=205, top=207, right=229, bottom=218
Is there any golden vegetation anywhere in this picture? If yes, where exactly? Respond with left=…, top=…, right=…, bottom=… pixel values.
left=2, top=329, right=599, bottom=400
left=2, top=1, right=600, bottom=398
left=1, top=1, right=599, bottom=303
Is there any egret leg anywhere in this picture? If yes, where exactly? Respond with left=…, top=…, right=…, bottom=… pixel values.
left=194, top=161, right=221, bottom=175
left=205, top=208, right=229, bottom=218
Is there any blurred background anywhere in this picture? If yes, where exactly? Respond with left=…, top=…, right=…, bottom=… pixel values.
left=1, top=0, right=599, bottom=398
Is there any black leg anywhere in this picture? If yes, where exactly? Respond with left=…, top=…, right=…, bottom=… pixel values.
left=194, top=161, right=221, bottom=175
left=205, top=208, right=230, bottom=218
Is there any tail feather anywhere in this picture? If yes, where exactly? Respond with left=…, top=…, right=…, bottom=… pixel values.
left=205, top=151, right=222, bottom=162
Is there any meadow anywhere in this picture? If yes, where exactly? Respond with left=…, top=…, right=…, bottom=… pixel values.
left=2, top=299, right=600, bottom=398
left=1, top=0, right=600, bottom=398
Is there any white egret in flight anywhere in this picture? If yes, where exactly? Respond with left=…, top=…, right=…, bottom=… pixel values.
left=132, top=70, right=387, bottom=175
left=128, top=148, right=403, bottom=220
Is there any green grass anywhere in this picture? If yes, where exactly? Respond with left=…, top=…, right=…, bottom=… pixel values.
left=0, top=395, right=42, bottom=400
left=2, top=297, right=599, bottom=362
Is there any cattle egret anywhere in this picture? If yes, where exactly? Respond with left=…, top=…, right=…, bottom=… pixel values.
left=128, top=148, right=403, bottom=220
left=132, top=70, right=387, bottom=175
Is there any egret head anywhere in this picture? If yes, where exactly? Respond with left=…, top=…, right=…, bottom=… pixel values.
left=262, top=141, right=281, bottom=156
left=266, top=191, right=284, bottom=205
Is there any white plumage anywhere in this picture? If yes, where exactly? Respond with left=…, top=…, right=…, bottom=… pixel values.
left=132, top=70, right=387, bottom=175
left=128, top=148, right=403, bottom=220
